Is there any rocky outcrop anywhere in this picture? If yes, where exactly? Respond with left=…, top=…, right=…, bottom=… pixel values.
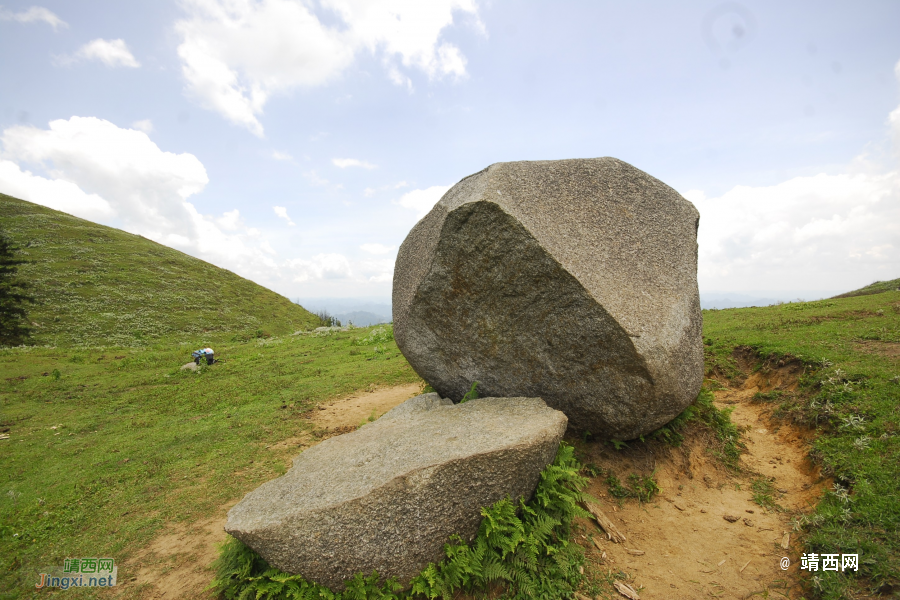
left=225, top=394, right=567, bottom=590
left=392, top=157, right=703, bottom=439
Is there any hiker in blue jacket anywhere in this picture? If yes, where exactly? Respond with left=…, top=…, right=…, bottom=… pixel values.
left=192, top=347, right=215, bottom=365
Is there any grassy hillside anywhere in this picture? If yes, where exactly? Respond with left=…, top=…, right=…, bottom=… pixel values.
left=0, top=327, right=419, bottom=598
left=0, top=193, right=319, bottom=347
left=832, top=278, right=900, bottom=299
left=703, top=291, right=900, bottom=598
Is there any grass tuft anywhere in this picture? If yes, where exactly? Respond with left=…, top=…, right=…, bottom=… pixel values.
left=750, top=477, right=783, bottom=512
left=605, top=472, right=660, bottom=503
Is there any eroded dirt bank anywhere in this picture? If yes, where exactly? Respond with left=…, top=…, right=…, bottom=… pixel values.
left=574, top=360, right=828, bottom=599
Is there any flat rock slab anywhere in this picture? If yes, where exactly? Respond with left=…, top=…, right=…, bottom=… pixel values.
left=225, top=394, right=567, bottom=591
left=392, top=157, right=703, bottom=439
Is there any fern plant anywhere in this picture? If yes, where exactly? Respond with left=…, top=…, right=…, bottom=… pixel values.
left=458, top=381, right=479, bottom=404
left=210, top=443, right=589, bottom=600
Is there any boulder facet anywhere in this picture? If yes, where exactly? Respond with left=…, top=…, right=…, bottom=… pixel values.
left=224, top=394, right=567, bottom=590
left=392, top=158, right=703, bottom=440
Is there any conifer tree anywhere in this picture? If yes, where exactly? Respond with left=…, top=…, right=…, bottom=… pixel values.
left=0, top=231, right=35, bottom=346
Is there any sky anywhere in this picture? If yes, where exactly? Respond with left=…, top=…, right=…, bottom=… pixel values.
left=1, top=0, right=899, bottom=305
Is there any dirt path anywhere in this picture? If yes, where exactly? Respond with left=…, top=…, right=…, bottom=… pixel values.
left=576, top=367, right=828, bottom=599
left=114, top=383, right=423, bottom=600
left=311, top=382, right=425, bottom=431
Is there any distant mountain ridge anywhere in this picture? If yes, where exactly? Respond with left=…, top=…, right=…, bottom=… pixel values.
left=335, top=311, right=390, bottom=327
left=0, top=193, right=319, bottom=347
left=295, top=297, right=391, bottom=327
left=700, top=290, right=845, bottom=310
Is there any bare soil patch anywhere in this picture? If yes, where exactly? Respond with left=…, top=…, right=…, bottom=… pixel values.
left=854, top=340, right=900, bottom=358
left=119, top=383, right=423, bottom=599
left=575, top=366, right=827, bottom=599
left=113, top=505, right=232, bottom=599
left=310, top=382, right=425, bottom=430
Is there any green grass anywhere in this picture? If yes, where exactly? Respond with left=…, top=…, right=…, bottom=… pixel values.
left=0, top=194, right=320, bottom=347
left=750, top=477, right=783, bottom=512
left=703, top=288, right=900, bottom=598
left=0, top=326, right=419, bottom=598
left=604, top=472, right=660, bottom=503
left=832, top=278, right=900, bottom=299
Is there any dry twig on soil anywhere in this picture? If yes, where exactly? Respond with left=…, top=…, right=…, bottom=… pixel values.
left=584, top=501, right=627, bottom=543
left=614, top=580, right=641, bottom=599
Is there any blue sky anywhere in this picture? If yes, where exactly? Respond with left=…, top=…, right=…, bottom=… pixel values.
left=1, top=0, right=899, bottom=303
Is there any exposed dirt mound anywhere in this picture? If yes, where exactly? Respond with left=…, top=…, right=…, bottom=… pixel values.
left=574, top=356, right=828, bottom=599
left=854, top=340, right=900, bottom=359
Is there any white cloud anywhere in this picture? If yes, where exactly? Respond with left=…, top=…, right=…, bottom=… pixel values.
left=329, top=0, right=477, bottom=80
left=303, top=171, right=326, bottom=186
left=175, top=0, right=480, bottom=135
left=287, top=253, right=354, bottom=282
left=0, top=115, right=401, bottom=298
left=273, top=205, right=295, bottom=226
left=0, top=6, right=67, bottom=30
left=1, top=117, right=207, bottom=238
left=332, top=157, right=376, bottom=169
left=368, top=272, right=393, bottom=283
left=0, top=159, right=113, bottom=220
left=359, top=257, right=394, bottom=282
left=891, top=60, right=900, bottom=163
left=684, top=55, right=900, bottom=293
left=360, top=243, right=395, bottom=254
left=61, top=39, right=141, bottom=68
left=0, top=116, right=283, bottom=281
left=216, top=208, right=243, bottom=231
left=394, top=184, right=451, bottom=218
left=364, top=180, right=407, bottom=196
left=271, top=150, right=292, bottom=161
left=689, top=169, right=899, bottom=291
left=131, top=119, right=153, bottom=134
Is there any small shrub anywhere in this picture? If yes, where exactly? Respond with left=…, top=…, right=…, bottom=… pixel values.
left=356, top=326, right=394, bottom=346
left=581, top=463, right=603, bottom=478
left=315, top=310, right=341, bottom=328
left=605, top=472, right=659, bottom=502
left=752, top=391, right=783, bottom=403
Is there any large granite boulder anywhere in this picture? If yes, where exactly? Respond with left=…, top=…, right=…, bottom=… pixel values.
left=392, top=158, right=703, bottom=440
left=225, top=394, right=567, bottom=590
